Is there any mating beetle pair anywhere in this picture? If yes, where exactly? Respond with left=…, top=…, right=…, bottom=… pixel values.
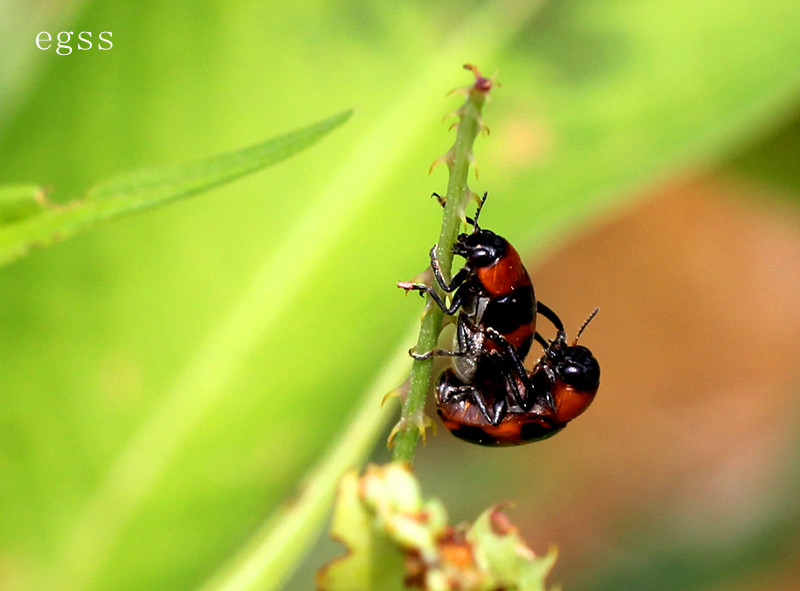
left=399, top=194, right=600, bottom=446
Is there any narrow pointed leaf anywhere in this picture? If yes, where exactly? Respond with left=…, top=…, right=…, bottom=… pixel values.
left=0, top=110, right=351, bottom=266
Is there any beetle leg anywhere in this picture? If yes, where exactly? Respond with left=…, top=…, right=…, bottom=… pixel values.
left=537, top=301, right=568, bottom=344
left=428, top=245, right=469, bottom=293
left=533, top=331, right=549, bottom=350
left=398, top=281, right=463, bottom=316
left=486, top=350, right=530, bottom=411
left=482, top=327, right=535, bottom=408
left=469, top=390, right=507, bottom=426
left=439, top=384, right=477, bottom=404
left=409, top=347, right=463, bottom=361
left=438, top=364, right=508, bottom=426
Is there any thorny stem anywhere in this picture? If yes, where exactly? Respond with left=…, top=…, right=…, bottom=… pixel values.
left=391, top=65, right=494, bottom=462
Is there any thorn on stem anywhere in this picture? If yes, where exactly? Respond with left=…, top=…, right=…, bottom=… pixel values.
left=429, top=148, right=454, bottom=175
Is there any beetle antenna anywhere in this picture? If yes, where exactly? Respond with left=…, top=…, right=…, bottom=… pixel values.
left=434, top=190, right=486, bottom=231
left=471, top=191, right=488, bottom=231
left=574, top=308, right=599, bottom=344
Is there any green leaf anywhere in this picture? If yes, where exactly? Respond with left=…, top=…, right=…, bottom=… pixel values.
left=0, top=110, right=351, bottom=266
left=318, top=464, right=556, bottom=591
left=316, top=469, right=408, bottom=591
left=468, top=507, right=557, bottom=591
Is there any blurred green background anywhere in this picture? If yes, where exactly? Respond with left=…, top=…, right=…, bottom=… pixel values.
left=2, top=0, right=800, bottom=590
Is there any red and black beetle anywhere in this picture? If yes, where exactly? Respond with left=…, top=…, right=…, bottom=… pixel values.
left=436, top=309, right=600, bottom=446
left=399, top=193, right=537, bottom=362
left=400, top=193, right=543, bottom=424
left=399, top=193, right=600, bottom=442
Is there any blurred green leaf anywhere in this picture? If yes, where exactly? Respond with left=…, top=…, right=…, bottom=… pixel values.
left=318, top=464, right=555, bottom=591
left=316, top=468, right=408, bottom=591
left=476, top=0, right=800, bottom=249
left=196, top=334, right=414, bottom=591
left=723, top=106, right=800, bottom=199
left=468, top=509, right=557, bottom=591
left=0, top=110, right=351, bottom=266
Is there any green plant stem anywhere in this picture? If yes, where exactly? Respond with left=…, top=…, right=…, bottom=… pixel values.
left=392, top=68, right=492, bottom=462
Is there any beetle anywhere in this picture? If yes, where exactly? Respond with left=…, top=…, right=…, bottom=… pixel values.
left=399, top=193, right=547, bottom=423
left=399, top=193, right=537, bottom=362
left=436, top=309, right=600, bottom=446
